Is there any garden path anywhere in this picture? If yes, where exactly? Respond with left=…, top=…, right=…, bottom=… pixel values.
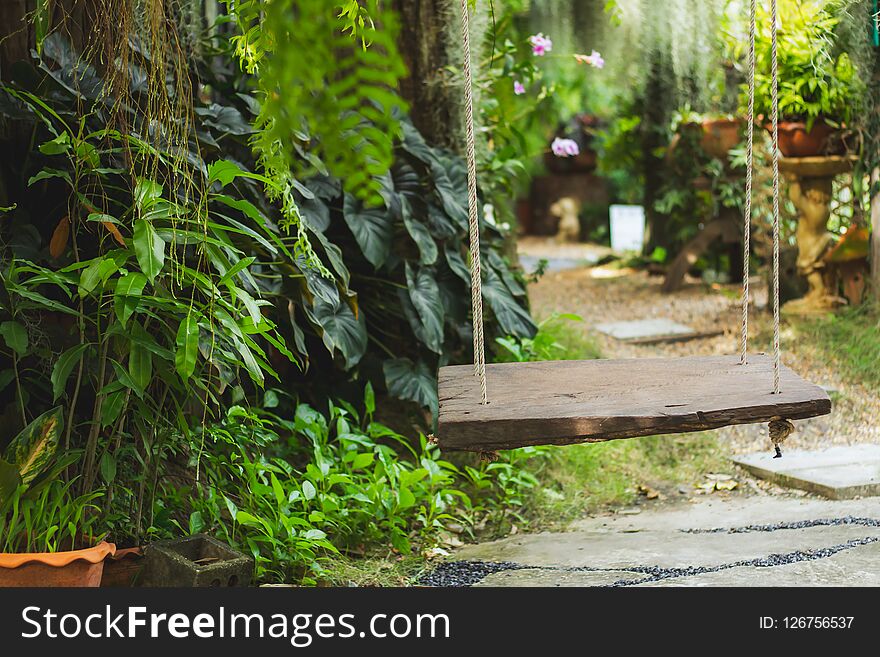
left=433, top=240, right=879, bottom=587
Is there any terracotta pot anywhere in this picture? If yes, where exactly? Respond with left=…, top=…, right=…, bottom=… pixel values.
left=773, top=120, right=836, bottom=157
left=0, top=541, right=115, bottom=588
left=543, top=147, right=597, bottom=174
left=101, top=546, right=145, bottom=587
left=700, top=118, right=741, bottom=159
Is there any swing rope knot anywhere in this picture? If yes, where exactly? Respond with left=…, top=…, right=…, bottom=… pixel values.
left=769, top=418, right=795, bottom=459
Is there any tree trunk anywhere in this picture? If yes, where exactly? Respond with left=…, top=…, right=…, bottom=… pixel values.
left=392, top=0, right=463, bottom=150
left=0, top=0, right=34, bottom=81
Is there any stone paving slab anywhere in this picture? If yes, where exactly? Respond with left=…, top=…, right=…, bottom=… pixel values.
left=455, top=524, right=880, bottom=571
left=733, top=445, right=880, bottom=499
left=474, top=569, right=649, bottom=587
left=593, top=318, right=697, bottom=341
left=633, top=542, right=880, bottom=587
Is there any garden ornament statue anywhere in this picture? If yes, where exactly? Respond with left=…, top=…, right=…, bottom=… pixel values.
left=436, top=0, right=830, bottom=458
left=551, top=197, right=581, bottom=243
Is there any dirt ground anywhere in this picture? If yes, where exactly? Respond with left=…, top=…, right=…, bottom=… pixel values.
left=521, top=237, right=878, bottom=456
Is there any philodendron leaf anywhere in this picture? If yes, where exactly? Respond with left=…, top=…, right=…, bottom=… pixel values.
left=175, top=312, right=200, bottom=381
left=307, top=294, right=367, bottom=369
left=401, top=197, right=438, bottom=265
left=133, top=217, right=165, bottom=283
left=342, top=193, right=393, bottom=269
left=2, top=406, right=64, bottom=486
left=404, top=263, right=444, bottom=354
left=482, top=267, right=537, bottom=338
left=383, top=357, right=438, bottom=420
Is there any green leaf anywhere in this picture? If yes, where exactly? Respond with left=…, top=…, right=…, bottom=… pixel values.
left=78, top=257, right=118, bottom=296
left=351, top=452, right=374, bottom=470
left=175, top=313, right=200, bottom=381
left=383, top=358, right=438, bottom=420
left=342, top=193, right=393, bottom=269
left=38, top=132, right=70, bottom=155
left=100, top=389, right=125, bottom=427
left=404, top=263, right=444, bottom=353
left=302, top=479, right=317, bottom=501
left=99, top=452, right=117, bottom=483
left=307, top=295, right=367, bottom=369
left=482, top=267, right=537, bottom=337
left=134, top=178, right=163, bottom=209
left=0, top=321, right=28, bottom=356
left=401, top=197, right=438, bottom=265
left=114, top=273, right=147, bottom=326
left=398, top=486, right=416, bottom=509
left=51, top=343, right=89, bottom=400
left=128, top=343, right=152, bottom=393
left=2, top=406, right=63, bottom=487
left=364, top=381, right=375, bottom=416
left=0, top=459, right=21, bottom=505
left=270, top=473, right=284, bottom=505
left=133, top=217, right=165, bottom=283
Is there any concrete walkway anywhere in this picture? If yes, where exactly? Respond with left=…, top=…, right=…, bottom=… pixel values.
left=427, top=497, right=880, bottom=586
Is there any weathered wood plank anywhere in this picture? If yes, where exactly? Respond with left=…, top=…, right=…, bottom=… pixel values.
left=437, top=355, right=831, bottom=452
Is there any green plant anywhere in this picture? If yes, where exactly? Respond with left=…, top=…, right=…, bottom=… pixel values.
left=0, top=478, right=104, bottom=553
left=495, top=313, right=598, bottom=362
left=741, top=0, right=865, bottom=129
left=175, top=388, right=469, bottom=583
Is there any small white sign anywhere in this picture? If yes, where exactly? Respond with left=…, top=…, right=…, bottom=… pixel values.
left=609, top=204, right=646, bottom=253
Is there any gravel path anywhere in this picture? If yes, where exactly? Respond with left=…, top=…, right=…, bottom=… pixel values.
left=522, top=240, right=878, bottom=455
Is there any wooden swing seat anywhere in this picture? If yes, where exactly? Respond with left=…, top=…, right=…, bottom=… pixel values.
left=437, top=354, right=831, bottom=452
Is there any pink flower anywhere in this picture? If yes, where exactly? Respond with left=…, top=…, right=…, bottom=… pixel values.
left=529, top=33, right=553, bottom=56
left=574, top=50, right=605, bottom=69
left=513, top=80, right=525, bottom=95
left=551, top=137, right=580, bottom=157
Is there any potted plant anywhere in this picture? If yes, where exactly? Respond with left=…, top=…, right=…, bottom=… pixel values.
left=748, top=0, right=864, bottom=157
left=669, top=109, right=742, bottom=162
left=0, top=408, right=114, bottom=587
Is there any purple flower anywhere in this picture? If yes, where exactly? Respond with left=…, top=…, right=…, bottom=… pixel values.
left=529, top=33, right=553, bottom=56
left=551, top=137, right=580, bottom=157
left=513, top=80, right=526, bottom=95
left=574, top=50, right=605, bottom=69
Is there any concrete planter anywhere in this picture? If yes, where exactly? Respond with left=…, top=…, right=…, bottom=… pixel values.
left=142, top=534, right=253, bottom=587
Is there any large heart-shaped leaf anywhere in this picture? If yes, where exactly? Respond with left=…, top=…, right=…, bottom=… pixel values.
left=308, top=295, right=367, bottom=369
left=404, top=263, right=444, bottom=354
left=482, top=267, right=537, bottom=338
left=383, top=358, right=438, bottom=420
left=401, top=197, right=438, bottom=265
left=342, top=193, right=393, bottom=269
left=2, top=406, right=63, bottom=487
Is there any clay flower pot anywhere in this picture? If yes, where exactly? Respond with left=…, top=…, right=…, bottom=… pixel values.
left=772, top=119, right=836, bottom=157
left=700, top=118, right=741, bottom=159
left=0, top=541, right=115, bottom=587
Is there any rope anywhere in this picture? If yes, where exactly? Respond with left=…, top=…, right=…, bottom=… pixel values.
left=771, top=0, right=781, bottom=394
left=740, top=0, right=756, bottom=364
left=459, top=0, right=488, bottom=404
left=741, top=0, right=782, bottom=396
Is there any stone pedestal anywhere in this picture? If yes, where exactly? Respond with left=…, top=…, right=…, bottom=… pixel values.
left=778, top=155, right=856, bottom=315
